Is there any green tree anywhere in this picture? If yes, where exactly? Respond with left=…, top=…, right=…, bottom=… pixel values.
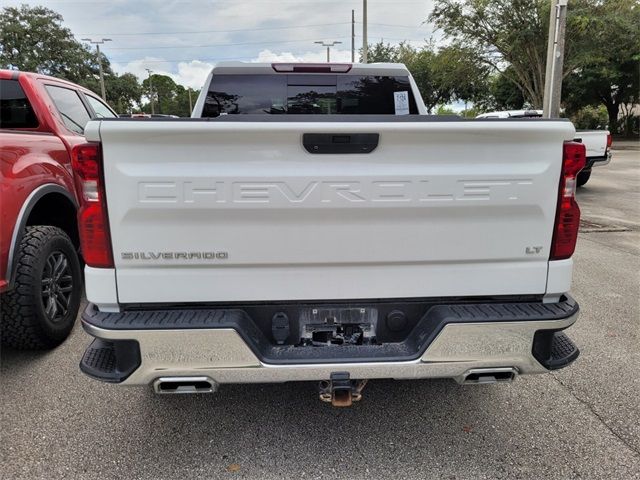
left=175, top=87, right=199, bottom=117
left=563, top=0, right=640, bottom=132
left=361, top=41, right=398, bottom=63
left=141, top=74, right=195, bottom=117
left=142, top=74, right=175, bottom=114
left=0, top=5, right=102, bottom=84
left=571, top=105, right=609, bottom=130
left=402, top=45, right=453, bottom=112
left=361, top=41, right=489, bottom=113
left=433, top=44, right=491, bottom=105
left=491, top=68, right=526, bottom=111
left=107, top=73, right=143, bottom=113
left=428, top=0, right=596, bottom=108
left=436, top=105, right=457, bottom=115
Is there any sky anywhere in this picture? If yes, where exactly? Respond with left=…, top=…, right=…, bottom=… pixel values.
left=3, top=0, right=440, bottom=89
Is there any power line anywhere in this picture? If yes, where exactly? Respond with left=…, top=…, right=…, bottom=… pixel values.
left=110, top=35, right=421, bottom=54
left=94, top=31, right=424, bottom=53
left=77, top=22, right=351, bottom=36
left=364, top=22, right=430, bottom=29
left=46, top=0, right=429, bottom=3
left=76, top=22, right=428, bottom=38
left=105, top=36, right=351, bottom=50
left=112, top=55, right=262, bottom=64
left=109, top=36, right=429, bottom=64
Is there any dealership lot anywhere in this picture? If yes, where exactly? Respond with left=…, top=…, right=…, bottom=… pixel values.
left=1, top=142, right=639, bottom=480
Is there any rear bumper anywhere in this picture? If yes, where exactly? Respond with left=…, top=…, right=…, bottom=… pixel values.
left=80, top=297, right=580, bottom=386
left=587, top=152, right=612, bottom=168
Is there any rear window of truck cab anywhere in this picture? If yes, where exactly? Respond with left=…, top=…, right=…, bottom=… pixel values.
left=202, top=74, right=419, bottom=116
left=0, top=79, right=39, bottom=129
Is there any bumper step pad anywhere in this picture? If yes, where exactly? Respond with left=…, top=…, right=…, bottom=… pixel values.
left=533, top=331, right=580, bottom=370
left=80, top=338, right=140, bottom=383
left=548, top=331, right=580, bottom=369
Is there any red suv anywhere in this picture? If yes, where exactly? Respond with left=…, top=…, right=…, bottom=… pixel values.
left=0, top=70, right=117, bottom=349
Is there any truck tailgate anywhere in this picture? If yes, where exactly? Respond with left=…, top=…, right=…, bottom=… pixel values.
left=87, top=118, right=574, bottom=303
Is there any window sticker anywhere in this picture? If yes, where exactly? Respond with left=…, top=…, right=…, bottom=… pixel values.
left=394, top=91, right=410, bottom=115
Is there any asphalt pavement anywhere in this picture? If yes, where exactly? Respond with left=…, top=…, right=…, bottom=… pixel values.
left=1, top=141, right=639, bottom=480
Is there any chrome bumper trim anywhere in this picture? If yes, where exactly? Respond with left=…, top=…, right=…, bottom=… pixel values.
left=591, top=152, right=612, bottom=167
left=82, top=312, right=578, bottom=386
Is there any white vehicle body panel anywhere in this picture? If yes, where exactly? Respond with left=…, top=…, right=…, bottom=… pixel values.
left=85, top=119, right=575, bottom=305
left=475, top=111, right=609, bottom=162
left=577, top=130, right=610, bottom=160
left=476, top=109, right=543, bottom=119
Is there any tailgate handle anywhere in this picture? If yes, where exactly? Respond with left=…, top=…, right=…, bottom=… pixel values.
left=303, top=133, right=379, bottom=154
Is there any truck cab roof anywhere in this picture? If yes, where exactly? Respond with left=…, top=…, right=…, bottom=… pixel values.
left=210, top=62, right=412, bottom=77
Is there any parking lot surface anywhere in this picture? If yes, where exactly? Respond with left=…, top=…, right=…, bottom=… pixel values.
left=2, top=141, right=639, bottom=480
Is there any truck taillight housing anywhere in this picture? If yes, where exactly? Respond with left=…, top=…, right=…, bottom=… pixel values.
left=551, top=141, right=586, bottom=260
left=71, top=143, right=113, bottom=268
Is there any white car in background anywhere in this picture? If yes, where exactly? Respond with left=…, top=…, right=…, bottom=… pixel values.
left=477, top=110, right=612, bottom=186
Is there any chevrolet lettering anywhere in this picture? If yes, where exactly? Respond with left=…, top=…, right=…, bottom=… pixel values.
left=137, top=178, right=535, bottom=205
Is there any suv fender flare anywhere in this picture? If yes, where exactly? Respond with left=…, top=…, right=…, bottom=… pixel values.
left=5, top=183, right=77, bottom=290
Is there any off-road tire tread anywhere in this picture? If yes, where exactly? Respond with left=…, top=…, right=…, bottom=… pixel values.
left=1, top=226, right=80, bottom=350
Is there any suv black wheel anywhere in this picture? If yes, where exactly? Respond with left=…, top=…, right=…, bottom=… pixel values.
left=1, top=226, right=82, bottom=350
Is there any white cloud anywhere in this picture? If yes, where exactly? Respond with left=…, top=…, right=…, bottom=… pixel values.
left=9, top=0, right=439, bottom=88
left=112, top=58, right=213, bottom=90
left=252, top=48, right=353, bottom=63
left=174, top=61, right=215, bottom=89
left=112, top=50, right=358, bottom=90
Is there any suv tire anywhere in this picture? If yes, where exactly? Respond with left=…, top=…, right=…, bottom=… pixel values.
left=1, top=226, right=82, bottom=349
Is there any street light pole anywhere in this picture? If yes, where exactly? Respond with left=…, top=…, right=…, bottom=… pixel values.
left=314, top=40, right=342, bottom=62
left=145, top=68, right=155, bottom=115
left=81, top=38, right=112, bottom=101
left=351, top=9, right=355, bottom=63
left=362, top=0, right=368, bottom=63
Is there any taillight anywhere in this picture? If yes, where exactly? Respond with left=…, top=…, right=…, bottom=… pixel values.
left=606, top=133, right=612, bottom=150
left=551, top=141, right=586, bottom=260
left=71, top=143, right=113, bottom=268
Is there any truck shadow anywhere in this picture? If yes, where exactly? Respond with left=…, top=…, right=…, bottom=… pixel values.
left=1, top=325, right=532, bottom=478
left=106, top=378, right=509, bottom=477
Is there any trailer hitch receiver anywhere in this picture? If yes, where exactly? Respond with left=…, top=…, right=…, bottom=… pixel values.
left=319, top=372, right=368, bottom=407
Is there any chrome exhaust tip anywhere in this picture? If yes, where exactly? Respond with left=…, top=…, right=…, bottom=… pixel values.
left=460, top=367, right=518, bottom=385
left=153, top=376, right=217, bottom=394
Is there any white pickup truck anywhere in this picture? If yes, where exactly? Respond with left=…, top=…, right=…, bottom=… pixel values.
left=477, top=110, right=612, bottom=186
left=574, top=130, right=612, bottom=186
left=75, top=62, right=585, bottom=406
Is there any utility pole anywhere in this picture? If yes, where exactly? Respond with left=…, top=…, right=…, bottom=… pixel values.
left=542, top=0, right=568, bottom=118
left=351, top=9, right=355, bottom=63
left=145, top=68, right=155, bottom=115
left=362, top=0, right=368, bottom=63
left=314, top=40, right=342, bottom=62
left=188, top=88, right=193, bottom=114
left=81, top=38, right=112, bottom=100
left=542, top=2, right=557, bottom=115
